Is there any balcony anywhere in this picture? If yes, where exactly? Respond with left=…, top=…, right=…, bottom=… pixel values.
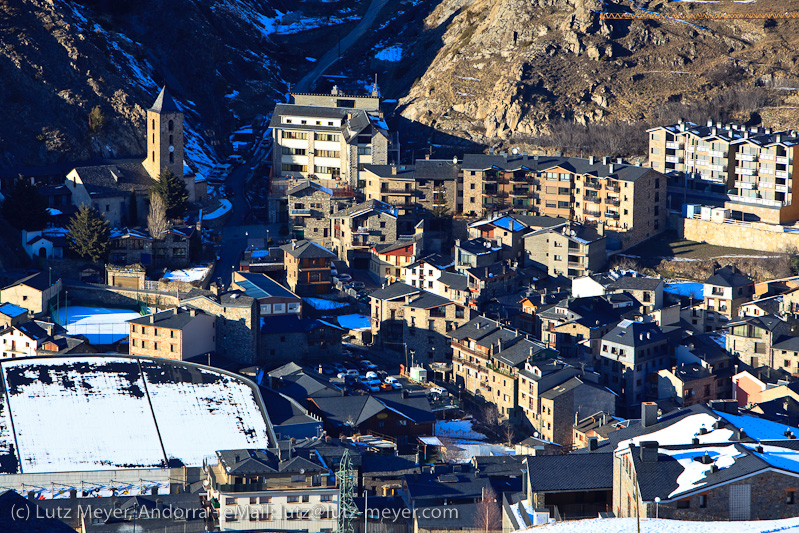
left=381, top=188, right=413, bottom=195
left=776, top=170, right=790, bottom=179
left=605, top=184, right=620, bottom=192
left=290, top=208, right=311, bottom=216
left=665, top=141, right=684, bottom=150
left=735, top=168, right=755, bottom=176
left=510, top=173, right=534, bottom=183
left=568, top=261, right=584, bottom=268
left=605, top=197, right=620, bottom=206
left=709, top=150, right=727, bottom=158
left=583, top=195, right=601, bottom=204
left=584, top=181, right=601, bottom=190
left=484, top=173, right=498, bottom=182
left=604, top=212, right=620, bottom=219
left=584, top=209, right=601, bottom=217
left=777, top=156, right=789, bottom=165
left=734, top=180, right=755, bottom=190
left=352, top=239, right=370, bottom=247
left=665, top=155, right=683, bottom=164
left=736, top=153, right=756, bottom=162
left=510, top=188, right=529, bottom=197
left=353, top=226, right=370, bottom=234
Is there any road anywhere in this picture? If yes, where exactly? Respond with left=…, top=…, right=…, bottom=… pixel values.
left=294, top=0, right=389, bottom=93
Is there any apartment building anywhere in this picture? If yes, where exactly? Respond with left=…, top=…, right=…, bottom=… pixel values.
left=402, top=292, right=471, bottom=365
left=369, top=237, right=421, bottom=282
left=232, top=272, right=302, bottom=318
left=461, top=153, right=667, bottom=249
left=127, top=307, right=216, bottom=361
left=286, top=180, right=356, bottom=248
left=362, top=159, right=461, bottom=216
left=1, top=272, right=62, bottom=317
left=454, top=237, right=509, bottom=273
left=538, top=376, right=616, bottom=447
left=330, top=200, right=398, bottom=267
left=703, top=265, right=756, bottom=325
left=724, top=314, right=792, bottom=369
left=270, top=90, right=391, bottom=187
left=523, top=222, right=606, bottom=278
left=280, top=240, right=337, bottom=296
left=598, top=320, right=670, bottom=414
left=0, top=320, right=59, bottom=358
left=648, top=120, right=799, bottom=223
left=404, top=254, right=453, bottom=292
left=450, top=316, right=554, bottom=420
left=207, top=448, right=337, bottom=532
left=369, top=282, right=423, bottom=350
left=468, top=214, right=540, bottom=263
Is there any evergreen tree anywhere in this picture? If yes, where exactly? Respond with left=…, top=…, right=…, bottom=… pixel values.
left=151, top=167, right=188, bottom=219
left=128, top=188, right=138, bottom=225
left=1, top=176, right=49, bottom=231
left=67, top=205, right=110, bottom=262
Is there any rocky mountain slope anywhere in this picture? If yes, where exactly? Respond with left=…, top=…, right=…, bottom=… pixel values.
left=396, top=0, right=799, bottom=152
left=0, top=0, right=290, bottom=171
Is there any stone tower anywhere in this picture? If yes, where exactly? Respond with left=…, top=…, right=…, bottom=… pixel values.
left=143, top=86, right=184, bottom=181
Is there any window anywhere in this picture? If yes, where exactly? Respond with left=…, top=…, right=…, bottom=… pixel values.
left=153, top=342, right=158, bottom=350
left=168, top=120, right=174, bottom=132
left=699, top=495, right=707, bottom=508
left=677, top=499, right=690, bottom=509
left=225, top=498, right=236, bottom=505
left=287, top=496, right=300, bottom=503
left=302, top=495, right=310, bottom=503
left=320, top=495, right=332, bottom=502
left=788, top=491, right=795, bottom=504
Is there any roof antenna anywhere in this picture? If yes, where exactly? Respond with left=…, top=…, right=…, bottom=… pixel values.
left=371, top=74, right=380, bottom=97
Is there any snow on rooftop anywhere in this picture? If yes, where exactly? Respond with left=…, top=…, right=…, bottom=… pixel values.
left=140, top=361, right=271, bottom=466
left=0, top=356, right=271, bottom=475
left=665, top=281, right=704, bottom=299
left=744, top=443, right=799, bottom=474
left=3, top=358, right=166, bottom=473
left=714, top=410, right=799, bottom=440
left=335, top=314, right=370, bottom=331
left=661, top=445, right=743, bottom=498
left=434, top=419, right=487, bottom=441
left=161, top=266, right=210, bottom=283
left=616, top=413, right=734, bottom=451
left=517, top=516, right=799, bottom=533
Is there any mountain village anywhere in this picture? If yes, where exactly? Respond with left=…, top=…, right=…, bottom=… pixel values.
left=5, top=3, right=799, bottom=533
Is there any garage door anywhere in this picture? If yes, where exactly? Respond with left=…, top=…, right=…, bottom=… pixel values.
left=729, top=484, right=751, bottom=520
left=113, top=276, right=139, bottom=289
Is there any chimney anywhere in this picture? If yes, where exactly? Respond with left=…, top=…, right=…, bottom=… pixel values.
left=641, top=402, right=658, bottom=428
left=692, top=436, right=699, bottom=445
left=484, top=267, right=489, bottom=278
left=602, top=156, right=609, bottom=165
left=711, top=463, right=719, bottom=473
left=608, top=164, right=614, bottom=173
left=173, top=308, right=179, bottom=315
left=617, top=158, right=623, bottom=164
left=707, top=120, right=713, bottom=127
left=150, top=314, right=155, bottom=324
left=391, top=166, right=398, bottom=175
left=588, top=436, right=599, bottom=451
left=639, top=441, right=658, bottom=463
left=589, top=155, right=595, bottom=165
left=190, top=308, right=197, bottom=317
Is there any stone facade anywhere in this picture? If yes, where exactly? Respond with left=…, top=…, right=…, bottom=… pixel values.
left=0, top=275, right=62, bottom=317
left=524, top=224, right=606, bottom=278
left=402, top=300, right=470, bottom=365
left=287, top=182, right=355, bottom=248
left=182, top=293, right=259, bottom=365
left=331, top=204, right=398, bottom=267
left=679, top=216, right=799, bottom=253
left=128, top=308, right=216, bottom=361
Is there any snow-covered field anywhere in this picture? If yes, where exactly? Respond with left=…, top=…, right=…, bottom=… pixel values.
left=375, top=45, right=403, bottom=62
left=529, top=516, right=799, bottom=533
left=55, top=306, right=140, bottom=344
left=434, top=419, right=488, bottom=440
left=665, top=281, right=704, bottom=299
left=162, top=266, right=211, bottom=284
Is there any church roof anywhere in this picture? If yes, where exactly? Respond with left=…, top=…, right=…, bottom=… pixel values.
left=70, top=159, right=156, bottom=198
left=150, top=86, right=181, bottom=114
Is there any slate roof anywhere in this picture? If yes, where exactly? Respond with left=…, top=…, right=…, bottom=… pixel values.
left=2, top=271, right=52, bottom=292
left=540, top=376, right=598, bottom=400
left=369, top=282, right=421, bottom=301
left=287, top=180, right=333, bottom=197
left=362, top=165, right=415, bottom=180
left=331, top=199, right=395, bottom=219
left=415, top=159, right=460, bottom=180
left=494, top=337, right=553, bottom=367
left=406, top=253, right=453, bottom=270
left=404, top=292, right=453, bottom=309
left=461, top=153, right=655, bottom=182
left=526, top=453, right=613, bottom=491
left=772, top=335, right=799, bottom=352
left=269, top=103, right=349, bottom=131
left=678, top=334, right=731, bottom=366
left=267, top=363, right=341, bottom=400
left=705, top=265, right=753, bottom=287
left=602, top=320, right=665, bottom=348
left=360, top=454, right=420, bottom=476
left=437, top=272, right=469, bottom=291
left=457, top=237, right=504, bottom=256
left=259, top=387, right=321, bottom=428
left=312, top=391, right=434, bottom=427
left=217, top=448, right=328, bottom=476
left=281, top=240, right=337, bottom=259
left=404, top=472, right=490, bottom=501
left=725, top=314, right=788, bottom=333
left=127, top=307, right=208, bottom=330
left=513, top=214, right=569, bottom=228
left=608, top=275, right=663, bottom=291
left=70, top=159, right=156, bottom=198
left=149, top=86, right=181, bottom=113
left=473, top=455, right=531, bottom=477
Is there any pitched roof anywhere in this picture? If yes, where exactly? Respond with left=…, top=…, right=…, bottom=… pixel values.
left=70, top=159, right=156, bottom=198
left=280, top=240, right=337, bottom=259
left=608, top=275, right=663, bottom=291
left=127, top=307, right=208, bottom=329
left=149, top=86, right=181, bottom=113
left=437, top=272, right=469, bottom=291
left=331, top=199, right=395, bottom=219
left=460, top=153, right=656, bottom=182
left=602, top=320, right=665, bottom=348
left=369, top=282, right=421, bottom=301
left=2, top=271, right=52, bottom=292
left=705, top=265, right=753, bottom=287
left=526, top=453, right=612, bottom=492
left=404, top=292, right=453, bottom=309
left=312, top=391, right=434, bottom=427
left=234, top=272, right=298, bottom=300
left=287, top=180, right=333, bottom=197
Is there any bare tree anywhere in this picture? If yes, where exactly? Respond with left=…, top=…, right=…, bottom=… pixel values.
left=502, top=421, right=516, bottom=447
left=147, top=193, right=172, bottom=240
left=474, top=486, right=502, bottom=533
left=480, top=404, right=502, bottom=434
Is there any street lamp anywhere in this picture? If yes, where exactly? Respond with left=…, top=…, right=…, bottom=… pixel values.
left=654, top=496, right=660, bottom=519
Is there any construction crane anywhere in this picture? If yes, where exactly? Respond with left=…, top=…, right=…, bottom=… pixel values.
left=335, top=449, right=358, bottom=533
left=600, top=11, right=799, bottom=21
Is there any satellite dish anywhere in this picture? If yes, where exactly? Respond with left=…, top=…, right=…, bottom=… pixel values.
left=202, top=480, right=209, bottom=487
left=512, top=147, right=519, bottom=155
left=533, top=431, right=540, bottom=438
left=299, top=468, right=306, bottom=475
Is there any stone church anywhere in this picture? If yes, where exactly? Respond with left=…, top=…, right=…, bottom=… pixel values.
left=64, top=87, right=202, bottom=227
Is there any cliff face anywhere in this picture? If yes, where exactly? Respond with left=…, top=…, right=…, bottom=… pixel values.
left=397, top=0, right=799, bottom=147
left=0, top=0, right=286, bottom=170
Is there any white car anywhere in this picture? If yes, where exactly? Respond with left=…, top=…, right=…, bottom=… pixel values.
left=429, top=386, right=448, bottom=397
left=365, top=371, right=378, bottom=380
left=384, top=376, right=402, bottom=390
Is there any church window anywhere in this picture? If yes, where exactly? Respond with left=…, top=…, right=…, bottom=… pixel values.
left=152, top=119, right=155, bottom=129
left=169, top=135, right=173, bottom=146
left=169, top=153, right=174, bottom=164
left=168, top=120, right=174, bottom=132
left=152, top=134, right=155, bottom=143
left=152, top=151, right=155, bottom=162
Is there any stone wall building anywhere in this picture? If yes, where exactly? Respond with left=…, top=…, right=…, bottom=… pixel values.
left=402, top=291, right=471, bottom=365
left=127, top=307, right=216, bottom=361
left=280, top=240, right=337, bottom=296
left=182, top=290, right=259, bottom=365
left=461, top=153, right=667, bottom=250
left=330, top=200, right=398, bottom=268
left=724, top=314, right=792, bottom=369
left=0, top=272, right=62, bottom=318
left=286, top=180, right=356, bottom=248
left=523, top=222, right=606, bottom=279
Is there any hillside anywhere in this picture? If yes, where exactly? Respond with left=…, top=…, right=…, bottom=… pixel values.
left=0, top=0, right=292, bottom=171
left=395, top=0, right=799, bottom=156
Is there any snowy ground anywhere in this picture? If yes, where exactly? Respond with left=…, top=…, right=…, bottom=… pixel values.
left=434, top=419, right=487, bottom=440
left=161, top=266, right=211, bottom=283
left=375, top=45, right=403, bottom=62
left=55, top=306, right=140, bottom=344
left=528, top=516, right=799, bottom=533
left=204, top=199, right=232, bottom=220
left=304, top=297, right=349, bottom=310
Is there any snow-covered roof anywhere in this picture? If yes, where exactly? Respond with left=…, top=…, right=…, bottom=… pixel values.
left=0, top=356, right=273, bottom=474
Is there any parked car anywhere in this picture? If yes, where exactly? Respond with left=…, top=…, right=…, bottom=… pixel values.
left=379, top=382, right=394, bottom=391
left=359, top=360, right=378, bottom=371
left=429, top=386, right=448, bottom=396
left=336, top=273, right=352, bottom=282
left=346, top=369, right=360, bottom=377
left=365, top=371, right=378, bottom=380
left=352, top=381, right=368, bottom=392
left=331, top=363, right=347, bottom=373
left=366, top=383, right=380, bottom=393
left=350, top=281, right=365, bottom=290
left=320, top=364, right=336, bottom=375
left=384, top=376, right=402, bottom=390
